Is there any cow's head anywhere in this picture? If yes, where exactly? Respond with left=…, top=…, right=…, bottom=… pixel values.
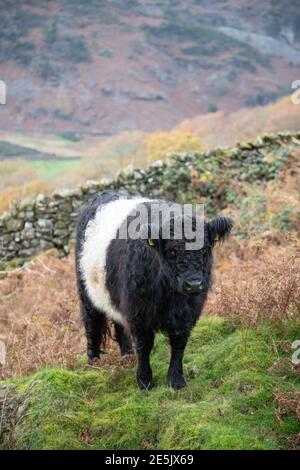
left=146, top=215, right=233, bottom=296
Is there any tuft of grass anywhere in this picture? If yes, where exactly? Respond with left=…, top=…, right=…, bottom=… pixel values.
left=1, top=317, right=299, bottom=450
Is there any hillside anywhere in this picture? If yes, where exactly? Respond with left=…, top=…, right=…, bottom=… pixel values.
left=0, top=0, right=299, bottom=135
left=1, top=95, right=300, bottom=213
left=177, top=96, right=300, bottom=147
left=0, top=132, right=299, bottom=449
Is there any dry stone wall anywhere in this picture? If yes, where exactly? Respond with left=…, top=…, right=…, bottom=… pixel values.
left=0, top=131, right=299, bottom=269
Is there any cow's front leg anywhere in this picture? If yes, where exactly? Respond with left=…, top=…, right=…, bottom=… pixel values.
left=134, top=329, right=154, bottom=390
left=167, top=333, right=189, bottom=389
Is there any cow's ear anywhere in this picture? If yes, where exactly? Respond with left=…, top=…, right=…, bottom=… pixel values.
left=147, top=225, right=168, bottom=254
left=146, top=237, right=167, bottom=255
left=207, top=217, right=233, bottom=245
left=140, top=224, right=161, bottom=250
left=147, top=238, right=156, bottom=247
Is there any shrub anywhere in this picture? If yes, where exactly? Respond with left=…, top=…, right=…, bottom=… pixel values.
left=144, top=131, right=205, bottom=163
left=208, top=103, right=218, bottom=113
left=205, top=237, right=300, bottom=328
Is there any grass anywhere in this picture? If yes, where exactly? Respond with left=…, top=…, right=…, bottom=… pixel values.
left=30, top=159, right=80, bottom=179
left=1, top=317, right=299, bottom=450
left=58, top=131, right=81, bottom=143
left=0, top=131, right=85, bottom=158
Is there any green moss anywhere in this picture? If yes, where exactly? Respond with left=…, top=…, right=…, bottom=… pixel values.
left=1, top=317, right=299, bottom=450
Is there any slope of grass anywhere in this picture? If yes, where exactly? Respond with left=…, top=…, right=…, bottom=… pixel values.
left=31, top=159, right=80, bottom=179
left=1, top=317, right=299, bottom=450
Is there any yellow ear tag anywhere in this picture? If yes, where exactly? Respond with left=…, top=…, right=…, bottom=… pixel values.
left=147, top=239, right=156, bottom=247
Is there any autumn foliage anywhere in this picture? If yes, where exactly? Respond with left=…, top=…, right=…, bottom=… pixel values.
left=177, top=96, right=300, bottom=147
left=143, top=130, right=205, bottom=163
left=0, top=179, right=53, bottom=213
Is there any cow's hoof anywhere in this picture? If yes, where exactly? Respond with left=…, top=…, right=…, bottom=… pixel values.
left=88, top=357, right=100, bottom=366
left=120, top=354, right=136, bottom=368
left=88, top=349, right=105, bottom=365
left=167, top=373, right=187, bottom=390
left=137, top=374, right=154, bottom=390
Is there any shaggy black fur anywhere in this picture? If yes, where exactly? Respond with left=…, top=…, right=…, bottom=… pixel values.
left=75, top=190, right=232, bottom=390
left=75, top=191, right=119, bottom=359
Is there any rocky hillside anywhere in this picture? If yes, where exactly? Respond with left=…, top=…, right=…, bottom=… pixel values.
left=0, top=0, right=299, bottom=135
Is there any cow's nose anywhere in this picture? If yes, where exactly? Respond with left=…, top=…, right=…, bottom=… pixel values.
left=183, top=279, right=203, bottom=295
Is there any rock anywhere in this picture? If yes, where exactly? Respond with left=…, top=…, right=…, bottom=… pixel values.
left=63, top=245, right=70, bottom=254
left=21, top=226, right=35, bottom=240
left=8, top=241, right=19, bottom=251
left=18, top=248, right=40, bottom=257
left=53, top=189, right=82, bottom=199
left=19, top=198, right=35, bottom=210
left=53, top=228, right=69, bottom=237
left=0, top=234, right=11, bottom=245
left=36, top=194, right=46, bottom=204
left=54, top=221, right=68, bottom=230
left=118, top=164, right=135, bottom=180
left=149, top=160, right=164, bottom=169
left=40, top=240, right=54, bottom=250
left=72, top=200, right=83, bottom=210
left=53, top=237, right=65, bottom=247
left=239, top=142, right=254, bottom=150
left=99, top=177, right=112, bottom=187
left=30, top=239, right=40, bottom=248
left=37, top=219, right=53, bottom=230
left=5, top=218, right=23, bottom=232
left=14, top=232, right=21, bottom=243
left=24, top=211, right=34, bottom=221
left=133, top=170, right=144, bottom=180
left=48, top=201, right=59, bottom=209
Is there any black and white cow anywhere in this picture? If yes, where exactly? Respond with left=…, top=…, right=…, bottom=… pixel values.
left=75, top=190, right=232, bottom=390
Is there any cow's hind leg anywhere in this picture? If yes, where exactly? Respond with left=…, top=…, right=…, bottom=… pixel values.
left=79, top=291, right=108, bottom=362
left=114, top=322, right=134, bottom=356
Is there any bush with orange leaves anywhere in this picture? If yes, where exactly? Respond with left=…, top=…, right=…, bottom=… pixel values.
left=144, top=130, right=205, bottom=164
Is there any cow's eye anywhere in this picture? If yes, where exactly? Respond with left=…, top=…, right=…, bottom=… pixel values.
left=167, top=249, right=177, bottom=260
